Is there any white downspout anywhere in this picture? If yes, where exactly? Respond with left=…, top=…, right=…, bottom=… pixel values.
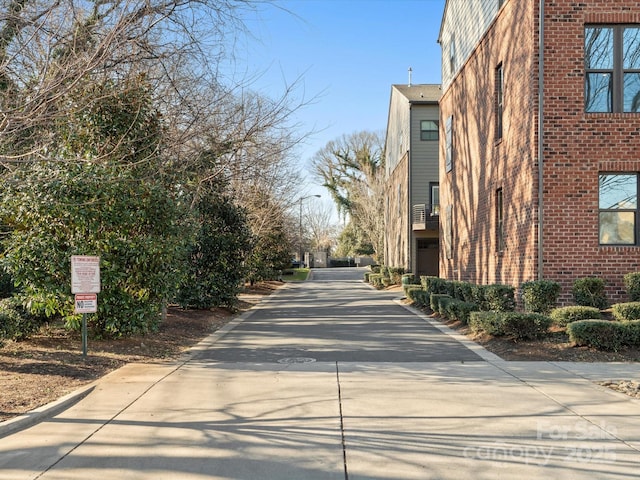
left=537, top=0, right=545, bottom=280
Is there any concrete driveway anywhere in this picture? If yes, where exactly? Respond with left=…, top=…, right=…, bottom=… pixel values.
left=0, top=267, right=639, bottom=479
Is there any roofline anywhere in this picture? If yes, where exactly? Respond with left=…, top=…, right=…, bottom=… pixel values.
left=437, top=0, right=451, bottom=44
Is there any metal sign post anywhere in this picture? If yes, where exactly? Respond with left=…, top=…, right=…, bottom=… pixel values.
left=71, top=256, right=100, bottom=358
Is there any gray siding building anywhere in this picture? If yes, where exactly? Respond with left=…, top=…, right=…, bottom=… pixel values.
left=384, top=84, right=441, bottom=276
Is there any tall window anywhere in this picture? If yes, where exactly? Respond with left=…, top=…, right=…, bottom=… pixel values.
left=496, top=188, right=505, bottom=252
left=445, top=205, right=453, bottom=260
left=420, top=120, right=439, bottom=141
left=599, top=173, right=637, bottom=245
left=445, top=115, right=453, bottom=172
left=495, top=63, right=504, bottom=140
left=430, top=183, right=440, bottom=215
left=585, top=26, right=640, bottom=112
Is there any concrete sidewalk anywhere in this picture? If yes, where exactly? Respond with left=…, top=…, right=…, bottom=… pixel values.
left=0, top=270, right=639, bottom=479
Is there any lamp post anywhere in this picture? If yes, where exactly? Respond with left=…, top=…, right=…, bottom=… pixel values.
left=298, top=194, right=321, bottom=267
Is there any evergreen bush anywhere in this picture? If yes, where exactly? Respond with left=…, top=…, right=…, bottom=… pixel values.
left=469, top=311, right=505, bottom=336
left=611, top=302, right=640, bottom=321
left=624, top=273, right=640, bottom=301
left=483, top=284, right=516, bottom=312
left=572, top=277, right=608, bottom=309
left=500, top=313, right=552, bottom=340
left=549, top=306, right=601, bottom=327
left=521, top=280, right=561, bottom=314
left=567, top=320, right=626, bottom=351
left=430, top=293, right=452, bottom=314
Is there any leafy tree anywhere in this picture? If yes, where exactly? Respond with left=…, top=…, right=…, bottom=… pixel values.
left=176, top=183, right=253, bottom=309
left=0, top=79, right=189, bottom=337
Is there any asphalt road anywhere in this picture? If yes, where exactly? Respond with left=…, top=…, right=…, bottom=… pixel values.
left=198, top=267, right=481, bottom=364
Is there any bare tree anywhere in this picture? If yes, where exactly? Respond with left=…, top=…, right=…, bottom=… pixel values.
left=311, top=130, right=385, bottom=260
left=303, top=200, right=338, bottom=253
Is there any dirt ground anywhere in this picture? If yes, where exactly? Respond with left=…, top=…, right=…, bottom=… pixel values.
left=1, top=282, right=639, bottom=424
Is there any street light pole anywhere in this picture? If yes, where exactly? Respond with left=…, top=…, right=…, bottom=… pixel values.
left=298, top=194, right=321, bottom=267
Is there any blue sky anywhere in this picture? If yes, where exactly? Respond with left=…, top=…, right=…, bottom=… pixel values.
left=239, top=0, right=446, bottom=204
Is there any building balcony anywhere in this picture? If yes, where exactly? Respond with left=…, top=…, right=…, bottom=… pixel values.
left=412, top=203, right=440, bottom=231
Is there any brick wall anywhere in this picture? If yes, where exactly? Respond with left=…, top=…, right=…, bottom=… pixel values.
left=384, top=151, right=409, bottom=269
left=440, top=0, right=640, bottom=304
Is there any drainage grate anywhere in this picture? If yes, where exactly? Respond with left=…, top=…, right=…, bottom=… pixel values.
left=277, top=357, right=316, bottom=364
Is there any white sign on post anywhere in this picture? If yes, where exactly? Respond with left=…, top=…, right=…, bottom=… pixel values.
left=71, top=255, right=101, bottom=294
left=75, top=293, right=98, bottom=314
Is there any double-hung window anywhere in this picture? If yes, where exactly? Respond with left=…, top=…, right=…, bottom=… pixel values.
left=585, top=26, right=640, bottom=112
left=420, top=120, right=439, bottom=141
left=599, top=173, right=638, bottom=245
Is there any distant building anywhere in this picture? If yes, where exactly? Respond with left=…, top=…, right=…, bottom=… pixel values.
left=438, top=0, right=640, bottom=303
left=384, top=84, right=441, bottom=276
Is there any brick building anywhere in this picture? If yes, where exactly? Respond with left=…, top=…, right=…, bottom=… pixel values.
left=438, top=0, right=640, bottom=303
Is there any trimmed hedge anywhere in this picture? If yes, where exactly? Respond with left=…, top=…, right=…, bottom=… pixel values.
left=421, top=276, right=450, bottom=295
left=469, top=311, right=551, bottom=340
left=501, top=313, right=552, bottom=340
left=413, top=290, right=431, bottom=308
left=549, top=306, right=601, bottom=327
left=469, top=311, right=505, bottom=336
left=368, top=273, right=385, bottom=289
left=521, top=280, right=560, bottom=314
left=483, top=284, right=516, bottom=312
left=625, top=320, right=640, bottom=346
left=430, top=293, right=452, bottom=314
left=443, top=299, right=478, bottom=325
left=624, top=272, right=640, bottom=301
left=567, top=320, right=628, bottom=351
left=404, top=285, right=424, bottom=303
left=612, top=302, right=640, bottom=321
left=572, top=277, right=608, bottom=309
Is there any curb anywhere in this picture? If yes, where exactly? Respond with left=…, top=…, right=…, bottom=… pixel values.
left=0, top=384, right=95, bottom=439
left=394, top=298, right=505, bottom=363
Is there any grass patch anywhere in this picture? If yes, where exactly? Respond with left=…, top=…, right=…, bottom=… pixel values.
left=281, top=268, right=310, bottom=282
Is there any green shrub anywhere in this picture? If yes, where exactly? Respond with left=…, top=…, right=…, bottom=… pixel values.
left=404, top=285, right=424, bottom=303
left=401, top=273, right=417, bottom=286
left=469, top=311, right=505, bottom=336
left=521, top=280, right=561, bottom=314
left=370, top=265, right=381, bottom=274
left=388, top=267, right=405, bottom=285
left=624, top=272, right=640, bottom=301
left=430, top=293, right=452, bottom=314
left=421, top=276, right=448, bottom=295
left=363, top=272, right=370, bottom=283
left=471, top=285, right=489, bottom=311
left=451, top=281, right=475, bottom=302
left=0, top=297, right=43, bottom=341
left=413, top=290, right=430, bottom=308
left=369, top=273, right=385, bottom=289
left=624, top=320, right=640, bottom=346
left=483, top=284, right=516, bottom=312
left=572, top=277, right=608, bottom=309
left=443, top=299, right=478, bottom=325
left=612, top=302, right=640, bottom=321
left=567, top=320, right=626, bottom=351
left=549, top=306, right=601, bottom=327
left=500, top=312, right=552, bottom=340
